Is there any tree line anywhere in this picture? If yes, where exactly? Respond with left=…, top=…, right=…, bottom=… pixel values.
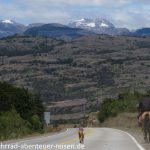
left=0, top=81, right=44, bottom=140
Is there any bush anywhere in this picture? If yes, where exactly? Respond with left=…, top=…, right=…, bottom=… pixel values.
left=0, top=109, right=31, bottom=140
left=98, top=91, right=143, bottom=123
left=30, top=115, right=43, bottom=131
left=0, top=81, right=44, bottom=139
left=73, top=124, right=77, bottom=128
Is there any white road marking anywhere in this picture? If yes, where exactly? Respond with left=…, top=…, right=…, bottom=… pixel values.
left=4, top=128, right=69, bottom=145
left=112, top=128, right=145, bottom=150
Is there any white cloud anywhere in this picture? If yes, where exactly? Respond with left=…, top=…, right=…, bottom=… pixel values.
left=0, top=0, right=71, bottom=24
left=0, top=0, right=150, bottom=29
left=24, top=0, right=149, bottom=6
left=109, top=5, right=150, bottom=29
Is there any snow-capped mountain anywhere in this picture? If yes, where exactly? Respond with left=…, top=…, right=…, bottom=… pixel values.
left=1, top=19, right=14, bottom=24
left=68, top=18, right=129, bottom=35
left=69, top=18, right=114, bottom=29
left=0, top=19, right=25, bottom=38
left=0, top=20, right=51, bottom=38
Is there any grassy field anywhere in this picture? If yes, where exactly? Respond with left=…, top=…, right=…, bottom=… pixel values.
left=101, top=112, right=139, bottom=129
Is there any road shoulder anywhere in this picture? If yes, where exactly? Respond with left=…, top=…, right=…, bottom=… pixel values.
left=100, top=113, right=149, bottom=150
left=2, top=128, right=68, bottom=144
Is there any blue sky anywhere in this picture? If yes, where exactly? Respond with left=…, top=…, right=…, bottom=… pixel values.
left=0, top=0, right=150, bottom=29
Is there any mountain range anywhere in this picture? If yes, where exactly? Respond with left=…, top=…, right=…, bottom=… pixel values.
left=0, top=19, right=150, bottom=38
left=24, top=23, right=94, bottom=39
left=68, top=18, right=130, bottom=35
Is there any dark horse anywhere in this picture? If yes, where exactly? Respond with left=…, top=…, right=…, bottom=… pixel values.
left=142, top=114, right=150, bottom=143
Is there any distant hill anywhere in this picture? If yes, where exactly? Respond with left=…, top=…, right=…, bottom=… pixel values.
left=133, top=28, right=150, bottom=36
left=24, top=23, right=94, bottom=39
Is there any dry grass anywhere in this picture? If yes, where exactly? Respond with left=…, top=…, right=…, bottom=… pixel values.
left=101, top=113, right=139, bottom=129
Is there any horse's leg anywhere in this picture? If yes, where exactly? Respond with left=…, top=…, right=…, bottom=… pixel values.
left=141, top=121, right=146, bottom=141
left=79, top=134, right=81, bottom=143
left=82, top=136, right=84, bottom=144
left=143, top=123, right=147, bottom=142
left=148, top=129, right=150, bottom=143
left=142, top=119, right=146, bottom=142
left=148, top=114, right=150, bottom=143
left=82, top=135, right=84, bottom=144
left=144, top=114, right=149, bottom=142
left=144, top=127, right=147, bottom=142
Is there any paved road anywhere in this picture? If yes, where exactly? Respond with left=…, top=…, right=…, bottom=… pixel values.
left=1, top=128, right=145, bottom=150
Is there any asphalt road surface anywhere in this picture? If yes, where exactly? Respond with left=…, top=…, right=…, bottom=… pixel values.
left=1, top=128, right=145, bottom=150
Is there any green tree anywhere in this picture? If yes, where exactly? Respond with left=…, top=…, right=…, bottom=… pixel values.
left=98, top=91, right=143, bottom=123
left=0, top=81, right=44, bottom=132
left=0, top=109, right=31, bottom=140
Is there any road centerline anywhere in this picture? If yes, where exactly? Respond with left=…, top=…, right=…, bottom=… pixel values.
left=61, top=128, right=93, bottom=145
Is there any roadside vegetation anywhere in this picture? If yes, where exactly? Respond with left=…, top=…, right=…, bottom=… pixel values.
left=0, top=82, right=44, bottom=140
left=98, top=90, right=149, bottom=123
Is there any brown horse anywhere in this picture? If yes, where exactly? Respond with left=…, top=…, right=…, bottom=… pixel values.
left=79, top=131, right=84, bottom=143
left=141, top=112, right=150, bottom=143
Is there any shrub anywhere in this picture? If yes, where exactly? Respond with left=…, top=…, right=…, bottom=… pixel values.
left=0, top=109, right=31, bottom=140
left=98, top=91, right=143, bottom=123
left=30, top=115, right=43, bottom=131
left=0, top=81, right=44, bottom=139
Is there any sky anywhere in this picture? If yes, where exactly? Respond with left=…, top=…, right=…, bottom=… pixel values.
left=0, top=0, right=150, bottom=29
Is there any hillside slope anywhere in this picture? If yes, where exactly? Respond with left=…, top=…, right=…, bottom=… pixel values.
left=0, top=35, right=150, bottom=113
